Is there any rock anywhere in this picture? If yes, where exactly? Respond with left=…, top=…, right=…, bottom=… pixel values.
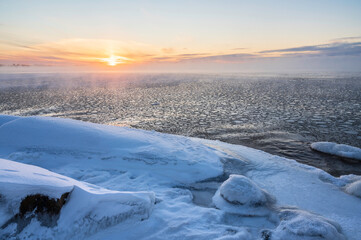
left=1, top=192, right=70, bottom=233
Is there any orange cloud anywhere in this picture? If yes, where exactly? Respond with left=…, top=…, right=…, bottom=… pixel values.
left=0, top=38, right=259, bottom=67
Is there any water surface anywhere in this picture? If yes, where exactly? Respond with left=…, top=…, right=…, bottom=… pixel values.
left=1, top=72, right=360, bottom=176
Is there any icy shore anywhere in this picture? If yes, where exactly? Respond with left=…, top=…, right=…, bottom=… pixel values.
left=0, top=115, right=360, bottom=239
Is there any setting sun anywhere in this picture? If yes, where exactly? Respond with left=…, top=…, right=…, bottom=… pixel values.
left=99, top=55, right=132, bottom=66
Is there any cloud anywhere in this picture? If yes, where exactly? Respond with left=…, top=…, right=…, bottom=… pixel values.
left=0, top=38, right=161, bottom=65
left=231, top=47, right=246, bottom=51
left=186, top=53, right=255, bottom=62
left=150, top=52, right=254, bottom=63
left=2, top=36, right=361, bottom=70
left=330, top=36, right=361, bottom=42
left=0, top=40, right=36, bottom=50
left=161, top=48, right=174, bottom=54
left=259, top=41, right=361, bottom=57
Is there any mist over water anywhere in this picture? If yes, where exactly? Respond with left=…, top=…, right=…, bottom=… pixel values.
left=1, top=72, right=360, bottom=176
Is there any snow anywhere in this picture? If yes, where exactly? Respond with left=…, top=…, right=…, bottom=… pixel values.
left=0, top=115, right=223, bottom=185
left=311, top=142, right=361, bottom=161
left=0, top=115, right=360, bottom=239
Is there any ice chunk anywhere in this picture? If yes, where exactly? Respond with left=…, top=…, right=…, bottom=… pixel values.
left=212, top=175, right=275, bottom=216
left=310, top=142, right=361, bottom=161
left=265, top=209, right=346, bottom=240
left=345, top=180, right=361, bottom=198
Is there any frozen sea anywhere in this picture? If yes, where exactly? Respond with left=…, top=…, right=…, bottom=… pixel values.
left=0, top=71, right=360, bottom=176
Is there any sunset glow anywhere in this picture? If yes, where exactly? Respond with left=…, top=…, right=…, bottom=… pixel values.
left=99, top=55, right=133, bottom=66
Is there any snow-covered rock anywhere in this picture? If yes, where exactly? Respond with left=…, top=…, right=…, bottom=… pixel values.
left=0, top=158, right=155, bottom=239
left=345, top=180, right=361, bottom=198
left=311, top=142, right=361, bottom=161
left=264, top=209, right=346, bottom=240
left=212, top=174, right=275, bottom=216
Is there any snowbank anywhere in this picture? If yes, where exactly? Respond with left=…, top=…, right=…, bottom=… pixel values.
left=0, top=115, right=360, bottom=239
left=0, top=158, right=154, bottom=239
left=311, top=142, right=361, bottom=161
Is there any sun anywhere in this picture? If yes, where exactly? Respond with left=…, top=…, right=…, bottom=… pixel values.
left=99, top=55, right=132, bottom=66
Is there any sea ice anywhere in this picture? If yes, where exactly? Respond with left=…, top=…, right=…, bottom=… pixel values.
left=310, top=142, right=361, bottom=160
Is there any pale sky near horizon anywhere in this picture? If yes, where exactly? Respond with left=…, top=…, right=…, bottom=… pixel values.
left=1, top=0, right=361, bottom=71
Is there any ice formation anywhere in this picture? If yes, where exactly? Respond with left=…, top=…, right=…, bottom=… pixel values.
left=0, top=115, right=360, bottom=239
left=311, top=142, right=361, bottom=161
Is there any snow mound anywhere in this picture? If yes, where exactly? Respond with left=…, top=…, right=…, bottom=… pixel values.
left=311, top=142, right=361, bottom=161
left=265, top=209, right=346, bottom=240
left=0, top=158, right=154, bottom=239
left=345, top=180, right=361, bottom=198
left=0, top=115, right=222, bottom=184
left=212, top=174, right=275, bottom=216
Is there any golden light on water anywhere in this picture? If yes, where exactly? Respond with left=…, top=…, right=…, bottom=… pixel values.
left=99, top=55, right=132, bottom=66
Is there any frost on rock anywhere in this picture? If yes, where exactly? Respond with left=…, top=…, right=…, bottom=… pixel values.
left=310, top=142, right=361, bottom=161
left=263, top=209, right=346, bottom=240
left=212, top=174, right=275, bottom=216
left=345, top=180, right=361, bottom=198
left=0, top=159, right=155, bottom=239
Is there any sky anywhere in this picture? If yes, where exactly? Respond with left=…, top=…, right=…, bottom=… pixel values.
left=0, top=0, right=361, bottom=72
